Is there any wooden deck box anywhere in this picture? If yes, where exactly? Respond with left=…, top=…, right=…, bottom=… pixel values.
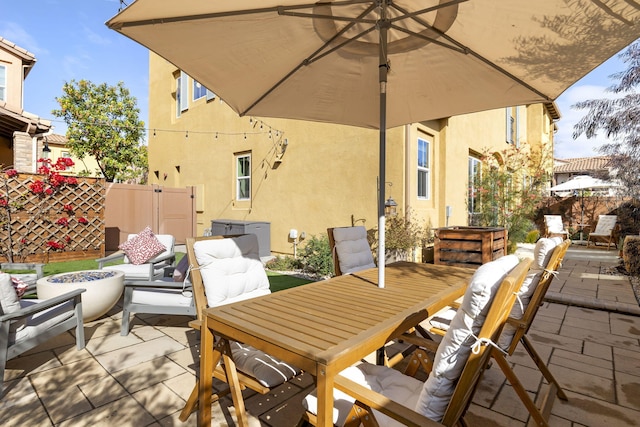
left=434, top=226, right=507, bottom=269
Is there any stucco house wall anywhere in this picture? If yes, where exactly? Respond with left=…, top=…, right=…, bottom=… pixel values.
left=147, top=52, right=556, bottom=255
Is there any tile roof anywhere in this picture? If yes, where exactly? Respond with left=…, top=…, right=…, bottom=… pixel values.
left=0, top=37, right=36, bottom=76
left=553, top=156, right=611, bottom=173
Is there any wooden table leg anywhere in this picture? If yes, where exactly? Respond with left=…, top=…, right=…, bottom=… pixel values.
left=220, top=340, right=249, bottom=427
left=197, top=315, right=215, bottom=426
left=316, top=364, right=333, bottom=427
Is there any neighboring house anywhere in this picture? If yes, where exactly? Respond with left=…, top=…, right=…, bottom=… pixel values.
left=553, top=156, right=613, bottom=185
left=0, top=37, right=98, bottom=176
left=44, top=133, right=103, bottom=177
left=0, top=37, right=51, bottom=171
left=148, top=52, right=559, bottom=256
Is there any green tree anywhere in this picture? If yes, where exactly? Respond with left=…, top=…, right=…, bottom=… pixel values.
left=472, top=146, right=548, bottom=250
left=573, top=42, right=640, bottom=200
left=52, top=80, right=147, bottom=182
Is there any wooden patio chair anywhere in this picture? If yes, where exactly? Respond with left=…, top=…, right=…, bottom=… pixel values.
left=426, top=238, right=571, bottom=427
left=587, top=214, right=618, bottom=249
left=179, top=234, right=301, bottom=421
left=327, top=226, right=376, bottom=276
left=300, top=255, right=531, bottom=427
left=543, top=215, right=569, bottom=239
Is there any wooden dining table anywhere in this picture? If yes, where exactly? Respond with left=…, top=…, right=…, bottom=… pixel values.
left=196, top=261, right=475, bottom=426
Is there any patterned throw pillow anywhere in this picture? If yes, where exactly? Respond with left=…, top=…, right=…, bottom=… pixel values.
left=119, top=226, right=166, bottom=265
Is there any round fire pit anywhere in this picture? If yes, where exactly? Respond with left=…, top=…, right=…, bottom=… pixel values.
left=37, top=270, right=125, bottom=322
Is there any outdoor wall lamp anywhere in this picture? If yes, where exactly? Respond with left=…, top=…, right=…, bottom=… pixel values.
left=384, top=196, right=397, bottom=217
left=42, top=138, right=51, bottom=159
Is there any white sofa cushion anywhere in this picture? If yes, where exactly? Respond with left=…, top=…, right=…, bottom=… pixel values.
left=193, top=234, right=270, bottom=307
left=12, top=299, right=75, bottom=344
left=533, top=238, right=556, bottom=270
left=415, top=254, right=519, bottom=421
left=332, top=226, right=376, bottom=274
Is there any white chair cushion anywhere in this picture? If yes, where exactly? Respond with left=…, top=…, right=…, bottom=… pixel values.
left=230, top=341, right=301, bottom=388
left=193, top=234, right=270, bottom=307
left=13, top=299, right=75, bottom=344
left=533, top=238, right=557, bottom=269
left=332, top=226, right=376, bottom=274
left=303, top=362, right=423, bottom=427
left=593, top=215, right=617, bottom=234
left=131, top=287, right=193, bottom=307
left=103, top=263, right=165, bottom=280
left=0, top=273, right=26, bottom=335
left=416, top=254, right=519, bottom=421
left=544, top=215, right=565, bottom=233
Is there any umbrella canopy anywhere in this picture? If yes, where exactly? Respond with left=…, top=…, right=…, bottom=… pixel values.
left=107, top=0, right=640, bottom=287
left=549, top=175, right=620, bottom=192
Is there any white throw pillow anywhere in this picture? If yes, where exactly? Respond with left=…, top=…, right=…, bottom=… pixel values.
left=0, top=273, right=26, bottom=336
left=533, top=238, right=557, bottom=269
left=415, top=254, right=519, bottom=421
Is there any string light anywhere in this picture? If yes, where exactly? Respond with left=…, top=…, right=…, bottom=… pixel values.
left=37, top=116, right=285, bottom=140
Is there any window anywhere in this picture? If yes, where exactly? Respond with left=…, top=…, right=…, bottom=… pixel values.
left=206, top=89, right=216, bottom=101
left=417, top=137, right=429, bottom=199
left=0, top=65, right=6, bottom=101
left=176, top=71, right=188, bottom=117
left=468, top=156, right=482, bottom=224
left=61, top=151, right=72, bottom=170
left=193, top=80, right=207, bottom=101
left=236, top=153, right=251, bottom=200
left=505, top=107, right=520, bottom=146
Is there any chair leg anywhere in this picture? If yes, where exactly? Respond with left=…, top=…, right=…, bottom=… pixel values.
left=120, top=287, right=133, bottom=336
left=521, top=336, right=567, bottom=401
left=74, top=295, right=85, bottom=350
left=493, top=352, right=549, bottom=427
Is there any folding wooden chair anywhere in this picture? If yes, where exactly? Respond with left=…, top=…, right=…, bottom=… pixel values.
left=587, top=214, right=618, bottom=249
left=179, top=234, right=301, bottom=421
left=426, top=238, right=571, bottom=427
left=300, top=255, right=532, bottom=426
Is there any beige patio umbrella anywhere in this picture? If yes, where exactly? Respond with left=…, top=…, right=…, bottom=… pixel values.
left=107, top=0, right=640, bottom=287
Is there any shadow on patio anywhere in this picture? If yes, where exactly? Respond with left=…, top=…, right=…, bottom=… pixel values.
left=1, top=245, right=639, bottom=426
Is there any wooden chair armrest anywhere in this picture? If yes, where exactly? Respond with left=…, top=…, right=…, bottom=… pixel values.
left=399, top=333, right=439, bottom=352
left=188, top=319, right=202, bottom=330
left=334, top=374, right=443, bottom=427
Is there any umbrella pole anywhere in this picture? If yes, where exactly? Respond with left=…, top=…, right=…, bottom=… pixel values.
left=377, top=15, right=390, bottom=290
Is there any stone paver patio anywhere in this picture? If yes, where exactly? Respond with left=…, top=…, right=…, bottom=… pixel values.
left=1, top=245, right=639, bottom=426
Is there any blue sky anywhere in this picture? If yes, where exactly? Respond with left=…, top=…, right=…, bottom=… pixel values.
left=1, top=0, right=631, bottom=159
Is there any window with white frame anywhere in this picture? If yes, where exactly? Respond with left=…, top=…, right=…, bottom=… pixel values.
left=176, top=71, right=188, bottom=117
left=505, top=107, right=520, bottom=146
left=61, top=151, right=72, bottom=170
left=417, top=137, right=429, bottom=199
left=468, top=156, right=482, bottom=219
left=193, top=80, right=207, bottom=101
left=0, top=65, right=6, bottom=101
left=236, top=153, right=251, bottom=200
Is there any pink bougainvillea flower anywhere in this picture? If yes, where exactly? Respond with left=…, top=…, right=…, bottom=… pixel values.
left=0, top=198, right=7, bottom=207
left=44, top=188, right=53, bottom=195
left=5, top=169, right=18, bottom=178
left=65, top=176, right=78, bottom=185
left=56, top=217, right=69, bottom=227
left=65, top=236, right=71, bottom=243
left=77, top=217, right=89, bottom=224
left=63, top=204, right=74, bottom=212
left=29, top=180, right=45, bottom=194
left=46, top=241, right=65, bottom=250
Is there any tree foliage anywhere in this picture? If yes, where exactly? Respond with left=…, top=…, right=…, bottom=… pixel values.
left=573, top=42, right=640, bottom=199
left=52, top=80, right=147, bottom=182
left=471, top=146, right=549, bottom=249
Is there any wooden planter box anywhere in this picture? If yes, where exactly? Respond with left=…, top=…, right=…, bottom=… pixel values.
left=434, top=226, right=507, bottom=269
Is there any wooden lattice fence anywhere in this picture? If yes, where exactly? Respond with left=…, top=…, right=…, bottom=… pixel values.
left=0, top=172, right=105, bottom=263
